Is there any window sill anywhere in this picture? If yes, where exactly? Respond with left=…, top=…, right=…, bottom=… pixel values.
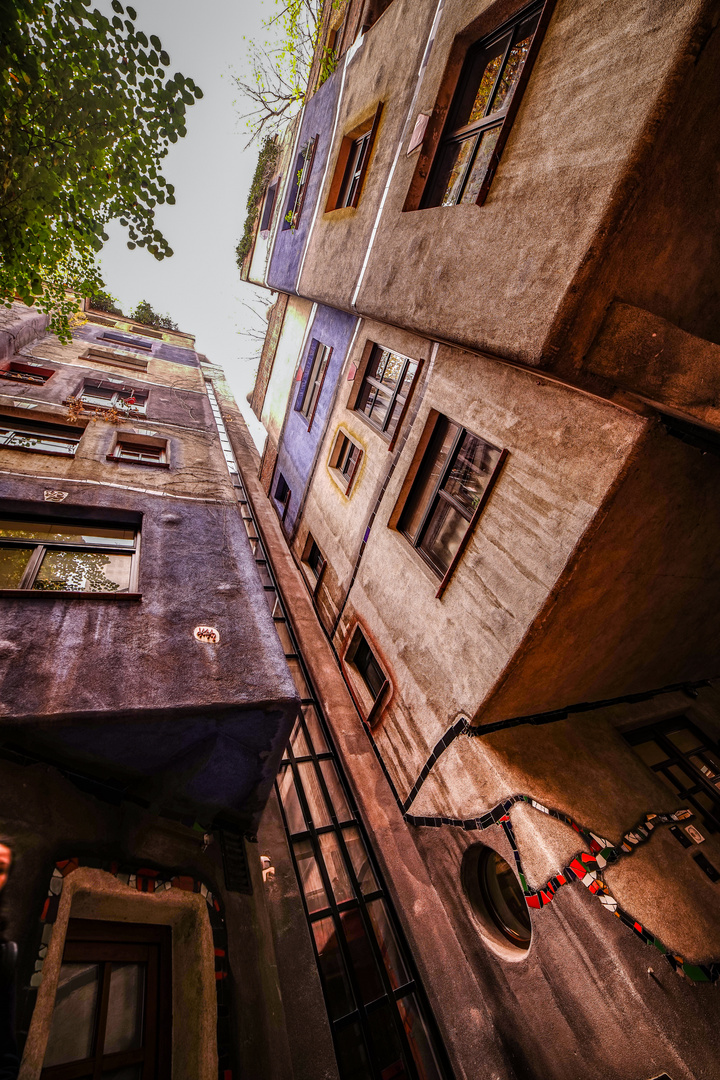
left=328, top=467, right=353, bottom=496
left=0, top=590, right=142, bottom=600
left=0, top=446, right=77, bottom=458
left=106, top=455, right=169, bottom=468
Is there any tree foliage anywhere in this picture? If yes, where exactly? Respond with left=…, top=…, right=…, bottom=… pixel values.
left=0, top=0, right=202, bottom=341
left=234, top=0, right=329, bottom=145
left=129, top=299, right=178, bottom=330
left=235, top=136, right=280, bottom=270
left=88, top=287, right=124, bottom=316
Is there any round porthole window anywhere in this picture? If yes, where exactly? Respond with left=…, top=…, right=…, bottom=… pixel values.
left=461, top=845, right=532, bottom=956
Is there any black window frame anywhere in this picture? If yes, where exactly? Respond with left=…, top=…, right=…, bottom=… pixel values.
left=354, top=345, right=419, bottom=445
left=396, top=413, right=507, bottom=598
left=624, top=717, right=720, bottom=834
left=0, top=514, right=141, bottom=596
left=296, top=341, right=332, bottom=428
left=283, top=135, right=318, bottom=230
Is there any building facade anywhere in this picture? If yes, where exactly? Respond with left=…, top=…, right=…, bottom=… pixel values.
left=241, top=0, right=720, bottom=1077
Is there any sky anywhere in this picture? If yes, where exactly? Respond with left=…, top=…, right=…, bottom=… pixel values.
left=97, top=0, right=284, bottom=450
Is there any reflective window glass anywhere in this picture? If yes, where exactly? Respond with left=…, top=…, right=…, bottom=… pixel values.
left=342, top=826, right=378, bottom=895
left=44, top=962, right=100, bottom=1067
left=104, top=963, right=145, bottom=1055
left=0, top=545, right=33, bottom=588
left=34, top=550, right=133, bottom=593
left=313, top=917, right=356, bottom=1021
left=366, top=899, right=409, bottom=990
left=278, top=765, right=306, bottom=835
left=340, top=909, right=384, bottom=1004
left=293, top=838, right=330, bottom=914
left=320, top=832, right=354, bottom=905
left=320, top=759, right=353, bottom=822
left=397, top=995, right=445, bottom=1080
left=298, top=761, right=333, bottom=828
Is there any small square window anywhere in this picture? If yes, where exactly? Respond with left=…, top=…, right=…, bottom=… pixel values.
left=296, top=341, right=332, bottom=427
left=305, top=538, right=325, bottom=579
left=329, top=432, right=362, bottom=495
left=326, top=104, right=383, bottom=212
left=345, top=626, right=388, bottom=723
left=110, top=438, right=167, bottom=465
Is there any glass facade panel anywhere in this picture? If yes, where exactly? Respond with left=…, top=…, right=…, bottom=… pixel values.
left=298, top=761, right=333, bottom=827
left=34, top=549, right=133, bottom=593
left=366, top=899, right=410, bottom=990
left=333, top=1021, right=372, bottom=1080
left=397, top=995, right=444, bottom=1080
left=313, top=917, right=356, bottom=1020
left=43, top=962, right=100, bottom=1067
left=320, top=832, right=354, bottom=905
left=104, top=962, right=145, bottom=1055
left=667, top=728, right=703, bottom=753
left=340, top=909, right=385, bottom=1004
left=303, top=704, right=329, bottom=753
left=293, top=838, right=330, bottom=914
left=367, top=999, right=411, bottom=1079
left=278, top=765, right=306, bottom=835
left=0, top=545, right=33, bottom=588
left=320, top=759, right=353, bottom=822
left=343, top=826, right=379, bottom=896
left=291, top=719, right=312, bottom=759
left=633, top=740, right=668, bottom=768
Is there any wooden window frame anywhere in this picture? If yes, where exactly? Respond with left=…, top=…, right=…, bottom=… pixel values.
left=0, top=360, right=55, bottom=385
left=392, top=411, right=507, bottom=598
left=404, top=0, right=555, bottom=211
left=78, top=381, right=148, bottom=417
left=344, top=625, right=390, bottom=725
left=328, top=430, right=363, bottom=496
left=283, top=135, right=318, bottom=230
left=100, top=332, right=152, bottom=353
left=109, top=438, right=168, bottom=467
left=40, top=918, right=171, bottom=1080
left=351, top=343, right=421, bottom=449
left=295, top=341, right=332, bottom=430
left=0, top=514, right=141, bottom=596
left=0, top=416, right=82, bottom=458
left=325, top=103, right=383, bottom=212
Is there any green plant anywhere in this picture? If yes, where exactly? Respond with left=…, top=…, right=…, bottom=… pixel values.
left=0, top=0, right=202, bottom=342
left=235, top=136, right=281, bottom=270
left=129, top=300, right=178, bottom=331
left=88, top=289, right=124, bottom=317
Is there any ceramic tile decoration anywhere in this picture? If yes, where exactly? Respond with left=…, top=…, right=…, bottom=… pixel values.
left=28, top=857, right=233, bottom=1079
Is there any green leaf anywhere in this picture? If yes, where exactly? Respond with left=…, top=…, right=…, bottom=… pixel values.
left=111, top=0, right=124, bottom=11
left=150, top=34, right=161, bottom=50
left=127, top=241, right=136, bottom=249
left=127, top=5, right=137, bottom=17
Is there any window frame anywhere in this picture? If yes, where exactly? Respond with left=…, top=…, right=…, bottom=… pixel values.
left=394, top=412, right=507, bottom=598
left=296, top=341, right=332, bottom=429
left=326, top=104, right=383, bottom=212
left=624, top=717, right=720, bottom=834
left=344, top=626, right=389, bottom=726
left=0, top=416, right=82, bottom=458
left=328, top=431, right=363, bottom=496
left=109, top=438, right=168, bottom=467
left=0, top=360, right=55, bottom=385
left=301, top=534, right=327, bottom=599
left=274, top=473, right=291, bottom=523
left=405, top=0, right=555, bottom=211
left=0, top=514, right=141, bottom=597
left=260, top=179, right=279, bottom=232
left=78, top=381, right=148, bottom=417
left=283, top=135, right=319, bottom=230
left=352, top=344, right=420, bottom=447
left=40, top=918, right=171, bottom=1080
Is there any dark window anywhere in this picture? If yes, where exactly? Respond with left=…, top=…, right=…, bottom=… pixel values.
left=84, top=347, right=149, bottom=372
left=329, top=433, right=362, bottom=495
left=355, top=346, right=418, bottom=442
left=100, top=332, right=152, bottom=352
left=0, top=360, right=54, bottom=385
left=397, top=414, right=505, bottom=591
left=260, top=181, right=278, bottom=231
left=305, top=537, right=326, bottom=580
left=0, top=416, right=81, bottom=457
left=422, top=1, right=545, bottom=208
left=274, top=474, right=291, bottom=522
left=296, top=342, right=332, bottom=426
left=625, top=718, right=720, bottom=834
left=326, top=105, right=383, bottom=212
left=111, top=440, right=167, bottom=464
left=41, top=918, right=171, bottom=1079
left=79, top=382, right=147, bottom=416
left=283, top=136, right=318, bottom=229
left=0, top=517, right=139, bottom=594
left=462, top=845, right=531, bottom=950
left=347, top=628, right=386, bottom=702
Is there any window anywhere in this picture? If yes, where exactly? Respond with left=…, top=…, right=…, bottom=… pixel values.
left=354, top=346, right=418, bottom=442
left=79, top=381, right=147, bottom=416
left=0, top=516, right=140, bottom=594
left=303, top=536, right=326, bottom=581
left=41, top=918, right=171, bottom=1079
left=100, top=332, right=152, bottom=352
left=396, top=414, right=505, bottom=595
left=274, top=473, right=291, bottom=522
left=84, top=348, right=149, bottom=372
left=260, top=180, right=278, bottom=231
left=329, top=432, right=362, bottom=495
left=326, top=105, right=383, bottom=212
left=110, top=438, right=167, bottom=465
left=283, top=136, right=318, bottom=230
left=0, top=360, right=55, bottom=385
left=296, top=341, right=332, bottom=427
left=624, top=718, right=720, bottom=834
left=0, top=416, right=81, bottom=457
left=419, top=0, right=548, bottom=208
left=346, top=628, right=386, bottom=703
left=461, top=846, right=531, bottom=952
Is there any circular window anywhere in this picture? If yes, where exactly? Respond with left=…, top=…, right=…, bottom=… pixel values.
left=461, top=845, right=532, bottom=956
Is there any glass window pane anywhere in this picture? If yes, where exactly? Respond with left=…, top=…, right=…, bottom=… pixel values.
left=633, top=740, right=668, bottom=768
left=33, top=550, right=133, bottom=593
left=386, top=361, right=418, bottom=440
left=667, top=764, right=695, bottom=790
left=287, top=658, right=312, bottom=700
left=7, top=432, right=77, bottom=454
left=290, top=719, right=311, bottom=758
left=319, top=759, right=353, bottom=822
left=342, top=826, right=378, bottom=896
left=365, top=383, right=393, bottom=428
left=0, top=545, right=33, bottom=588
left=339, top=909, right=385, bottom=1004
left=0, top=521, right=135, bottom=546
left=693, top=791, right=719, bottom=814
left=456, top=34, right=510, bottom=125
left=367, top=999, right=411, bottom=1080
left=333, top=1020, right=372, bottom=1080
left=400, top=418, right=459, bottom=542
left=459, top=126, right=501, bottom=204
left=44, top=962, right=100, bottom=1067
left=397, top=994, right=444, bottom=1080
left=489, top=17, right=539, bottom=114
left=418, top=498, right=467, bottom=576
left=297, top=761, right=332, bottom=828
left=692, top=754, right=720, bottom=788
left=319, top=832, right=354, bottom=904
left=273, top=619, right=295, bottom=654
left=366, top=899, right=410, bottom=990
left=312, top=916, right=356, bottom=1021
left=666, top=728, right=703, bottom=754
left=103, top=962, right=145, bottom=1055
left=278, top=765, right=306, bottom=835
left=438, top=136, right=477, bottom=207
left=303, top=705, right=329, bottom=754
left=293, top=838, right=330, bottom=914
left=442, top=432, right=501, bottom=513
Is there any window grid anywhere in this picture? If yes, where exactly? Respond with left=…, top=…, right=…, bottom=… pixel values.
left=356, top=347, right=419, bottom=443
left=0, top=421, right=80, bottom=457
left=232, top=474, right=452, bottom=1080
